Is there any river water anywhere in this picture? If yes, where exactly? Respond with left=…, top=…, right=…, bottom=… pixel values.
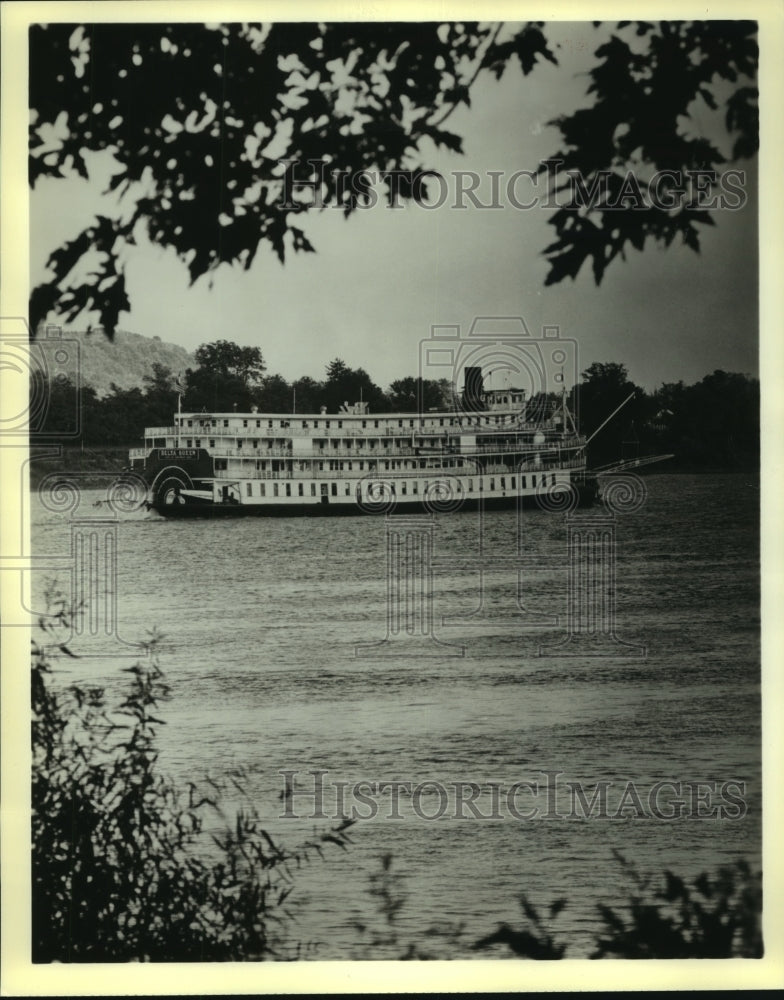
left=30, top=472, right=761, bottom=959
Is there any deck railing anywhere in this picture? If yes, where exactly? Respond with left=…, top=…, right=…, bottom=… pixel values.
left=211, top=455, right=586, bottom=481
left=181, top=438, right=583, bottom=459
left=172, top=419, right=536, bottom=437
left=155, top=420, right=572, bottom=441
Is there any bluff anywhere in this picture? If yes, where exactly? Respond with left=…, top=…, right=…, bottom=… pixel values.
left=53, top=328, right=194, bottom=397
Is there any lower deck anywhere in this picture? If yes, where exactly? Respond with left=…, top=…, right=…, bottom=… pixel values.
left=152, top=468, right=597, bottom=516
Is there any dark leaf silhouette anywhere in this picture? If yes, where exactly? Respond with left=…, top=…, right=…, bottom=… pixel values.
left=29, top=20, right=757, bottom=334
left=32, top=586, right=362, bottom=962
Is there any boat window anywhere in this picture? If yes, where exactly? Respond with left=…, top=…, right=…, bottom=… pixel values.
left=260, top=484, right=265, bottom=496
left=522, top=476, right=526, bottom=488
left=187, top=421, right=192, bottom=428
left=331, top=483, right=337, bottom=496
left=490, top=479, right=495, bottom=490
left=243, top=420, right=248, bottom=427
left=209, top=439, right=215, bottom=448
left=246, top=483, right=252, bottom=496
left=195, top=439, right=201, bottom=447
left=501, top=477, right=505, bottom=488
left=532, top=475, right=537, bottom=487
left=286, top=484, right=291, bottom=496
left=186, top=439, right=192, bottom=448
left=479, top=479, right=483, bottom=490
left=273, top=483, right=279, bottom=496
left=511, top=477, right=516, bottom=488
left=345, top=483, right=351, bottom=496
left=413, top=482, right=418, bottom=494
left=321, top=484, right=328, bottom=496
left=253, top=440, right=258, bottom=449
left=311, top=483, right=316, bottom=496
left=468, top=479, right=473, bottom=491
left=224, top=420, right=229, bottom=427
left=401, top=483, right=407, bottom=495
left=338, top=421, right=343, bottom=428
left=256, top=420, right=260, bottom=427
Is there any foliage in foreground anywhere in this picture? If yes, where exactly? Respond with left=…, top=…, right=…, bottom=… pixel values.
left=590, top=850, right=762, bottom=959
left=347, top=852, right=466, bottom=960
left=31, top=589, right=354, bottom=962
left=348, top=850, right=761, bottom=961
left=471, top=850, right=762, bottom=960
left=30, top=22, right=758, bottom=333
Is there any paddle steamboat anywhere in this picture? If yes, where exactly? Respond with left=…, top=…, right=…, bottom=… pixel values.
left=128, top=378, right=599, bottom=517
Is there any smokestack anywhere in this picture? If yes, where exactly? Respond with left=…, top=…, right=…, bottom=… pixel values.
left=463, top=366, right=485, bottom=411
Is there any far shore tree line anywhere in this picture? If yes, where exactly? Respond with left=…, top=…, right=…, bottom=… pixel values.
left=34, top=340, right=759, bottom=470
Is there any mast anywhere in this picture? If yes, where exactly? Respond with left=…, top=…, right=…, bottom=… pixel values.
left=174, top=371, right=186, bottom=446
left=562, top=388, right=579, bottom=435
left=583, top=391, right=636, bottom=447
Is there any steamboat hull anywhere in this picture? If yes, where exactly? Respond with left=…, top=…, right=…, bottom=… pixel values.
left=151, top=480, right=599, bottom=518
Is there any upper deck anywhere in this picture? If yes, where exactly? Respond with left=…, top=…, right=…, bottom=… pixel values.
left=132, top=389, right=583, bottom=473
left=143, top=391, right=572, bottom=443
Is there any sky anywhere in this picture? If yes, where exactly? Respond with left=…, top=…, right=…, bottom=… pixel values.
left=29, top=20, right=759, bottom=393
